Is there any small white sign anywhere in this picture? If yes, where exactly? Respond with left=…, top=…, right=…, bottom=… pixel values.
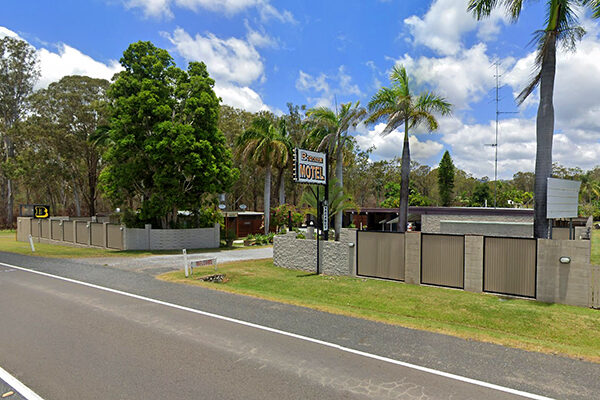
left=322, top=201, right=329, bottom=231
left=547, top=178, right=581, bottom=219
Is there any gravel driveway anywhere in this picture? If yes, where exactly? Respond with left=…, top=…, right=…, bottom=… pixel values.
left=74, top=247, right=273, bottom=275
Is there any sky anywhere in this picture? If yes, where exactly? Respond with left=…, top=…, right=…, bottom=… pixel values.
left=2, top=0, right=600, bottom=180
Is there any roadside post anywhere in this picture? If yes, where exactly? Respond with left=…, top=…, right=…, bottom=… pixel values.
left=183, top=249, right=189, bottom=277
left=292, top=147, right=328, bottom=274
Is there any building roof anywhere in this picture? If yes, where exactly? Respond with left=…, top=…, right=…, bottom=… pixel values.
left=347, top=206, right=534, bottom=217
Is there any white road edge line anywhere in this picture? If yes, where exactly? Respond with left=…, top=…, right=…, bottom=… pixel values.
left=0, top=261, right=553, bottom=400
left=0, top=365, right=45, bottom=400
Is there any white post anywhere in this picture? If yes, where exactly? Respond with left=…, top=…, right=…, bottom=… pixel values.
left=28, top=234, right=35, bottom=252
left=183, top=249, right=189, bottom=277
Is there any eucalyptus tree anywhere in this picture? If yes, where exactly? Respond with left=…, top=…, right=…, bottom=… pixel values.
left=0, top=36, right=39, bottom=226
left=236, top=117, right=291, bottom=234
left=367, top=66, right=451, bottom=232
left=468, top=0, right=600, bottom=238
left=304, top=102, right=366, bottom=240
left=28, top=76, right=110, bottom=216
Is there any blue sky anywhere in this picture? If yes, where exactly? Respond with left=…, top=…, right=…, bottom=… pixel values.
left=3, top=0, right=600, bottom=179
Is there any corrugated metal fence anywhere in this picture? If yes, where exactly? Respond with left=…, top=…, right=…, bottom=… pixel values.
left=357, top=231, right=405, bottom=281
left=484, top=237, right=537, bottom=298
left=421, top=234, right=464, bottom=289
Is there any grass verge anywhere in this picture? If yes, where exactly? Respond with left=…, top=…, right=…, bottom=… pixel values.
left=158, top=259, right=600, bottom=363
left=0, top=231, right=270, bottom=258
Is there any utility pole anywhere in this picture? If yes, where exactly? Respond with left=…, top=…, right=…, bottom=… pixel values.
left=485, top=62, right=518, bottom=208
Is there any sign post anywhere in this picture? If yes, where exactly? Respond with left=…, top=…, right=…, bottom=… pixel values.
left=293, top=148, right=328, bottom=274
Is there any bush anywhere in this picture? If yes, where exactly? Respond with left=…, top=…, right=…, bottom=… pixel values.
left=271, top=204, right=303, bottom=230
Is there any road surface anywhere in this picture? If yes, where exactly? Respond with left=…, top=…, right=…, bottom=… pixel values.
left=1, top=262, right=546, bottom=400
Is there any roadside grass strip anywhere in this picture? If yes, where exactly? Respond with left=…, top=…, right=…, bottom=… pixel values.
left=0, top=231, right=267, bottom=258
left=158, top=259, right=600, bottom=363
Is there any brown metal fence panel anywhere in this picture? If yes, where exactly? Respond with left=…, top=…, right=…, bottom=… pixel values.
left=421, top=234, right=464, bottom=288
left=484, top=237, right=536, bottom=298
left=91, top=223, right=104, bottom=247
left=41, top=219, right=50, bottom=239
left=107, top=224, right=123, bottom=250
left=51, top=220, right=63, bottom=241
left=63, top=221, right=74, bottom=242
left=357, top=231, right=405, bottom=281
left=76, top=222, right=88, bottom=245
left=31, top=221, right=40, bottom=237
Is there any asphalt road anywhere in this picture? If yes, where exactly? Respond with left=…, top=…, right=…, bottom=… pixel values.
left=0, top=263, right=535, bottom=400
left=1, top=251, right=599, bottom=399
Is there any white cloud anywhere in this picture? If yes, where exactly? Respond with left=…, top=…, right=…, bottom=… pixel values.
left=166, top=27, right=264, bottom=86
left=0, top=27, right=21, bottom=39
left=36, top=44, right=122, bottom=89
left=1, top=26, right=122, bottom=90
left=353, top=123, right=444, bottom=163
left=214, top=82, right=269, bottom=113
left=124, top=0, right=295, bottom=22
left=403, top=0, right=508, bottom=56
left=295, top=66, right=362, bottom=108
left=396, top=44, right=511, bottom=110
left=164, top=26, right=273, bottom=112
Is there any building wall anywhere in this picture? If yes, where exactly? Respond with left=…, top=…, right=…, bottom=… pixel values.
left=422, top=214, right=533, bottom=237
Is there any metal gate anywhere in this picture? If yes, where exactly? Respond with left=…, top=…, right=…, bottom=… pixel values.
left=421, top=234, right=464, bottom=289
left=484, top=237, right=537, bottom=298
left=356, top=231, right=405, bottom=281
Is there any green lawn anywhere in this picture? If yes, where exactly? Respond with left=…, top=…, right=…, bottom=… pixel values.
left=159, top=259, right=600, bottom=363
left=591, top=229, right=600, bottom=265
left=0, top=230, right=267, bottom=258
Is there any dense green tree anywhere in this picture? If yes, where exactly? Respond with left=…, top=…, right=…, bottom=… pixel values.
left=0, top=36, right=39, bottom=226
left=26, top=76, right=110, bottom=216
left=236, top=117, right=291, bottom=233
left=380, top=181, right=432, bottom=208
left=471, top=181, right=492, bottom=207
left=468, top=0, right=600, bottom=238
left=367, top=65, right=451, bottom=231
left=305, top=102, right=366, bottom=240
left=101, top=41, right=237, bottom=228
left=438, top=151, right=455, bottom=206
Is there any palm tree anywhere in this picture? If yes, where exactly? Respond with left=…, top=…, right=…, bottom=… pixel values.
left=468, top=0, right=600, bottom=238
left=236, top=117, right=291, bottom=234
left=367, top=65, right=451, bottom=232
left=305, top=102, right=366, bottom=240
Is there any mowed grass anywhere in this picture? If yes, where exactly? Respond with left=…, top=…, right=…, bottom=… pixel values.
left=0, top=230, right=266, bottom=258
left=591, top=229, right=600, bottom=265
left=158, top=259, right=600, bottom=363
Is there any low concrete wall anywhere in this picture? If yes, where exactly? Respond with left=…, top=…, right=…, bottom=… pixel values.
left=536, top=239, right=595, bottom=307
left=273, top=229, right=356, bottom=276
left=17, top=217, right=220, bottom=251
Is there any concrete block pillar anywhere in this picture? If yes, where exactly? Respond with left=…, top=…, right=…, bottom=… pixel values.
left=145, top=224, right=152, bottom=250
left=214, top=223, right=220, bottom=248
left=404, top=232, right=421, bottom=285
left=464, top=235, right=484, bottom=293
left=103, top=222, right=109, bottom=248
left=73, top=221, right=78, bottom=244
left=86, top=222, right=92, bottom=245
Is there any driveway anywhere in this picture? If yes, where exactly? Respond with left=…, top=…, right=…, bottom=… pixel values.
left=73, top=246, right=273, bottom=275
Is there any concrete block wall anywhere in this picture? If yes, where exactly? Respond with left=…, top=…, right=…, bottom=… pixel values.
left=536, top=239, right=594, bottom=307
left=464, top=235, right=484, bottom=293
left=273, top=232, right=354, bottom=276
left=404, top=232, right=421, bottom=284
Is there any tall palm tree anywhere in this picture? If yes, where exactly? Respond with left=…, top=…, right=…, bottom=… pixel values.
left=367, top=66, right=451, bottom=232
left=305, top=102, right=366, bottom=240
left=468, top=0, right=600, bottom=238
left=236, top=117, right=291, bottom=234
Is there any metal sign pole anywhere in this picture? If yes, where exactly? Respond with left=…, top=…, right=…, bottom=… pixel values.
left=323, top=153, right=329, bottom=240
